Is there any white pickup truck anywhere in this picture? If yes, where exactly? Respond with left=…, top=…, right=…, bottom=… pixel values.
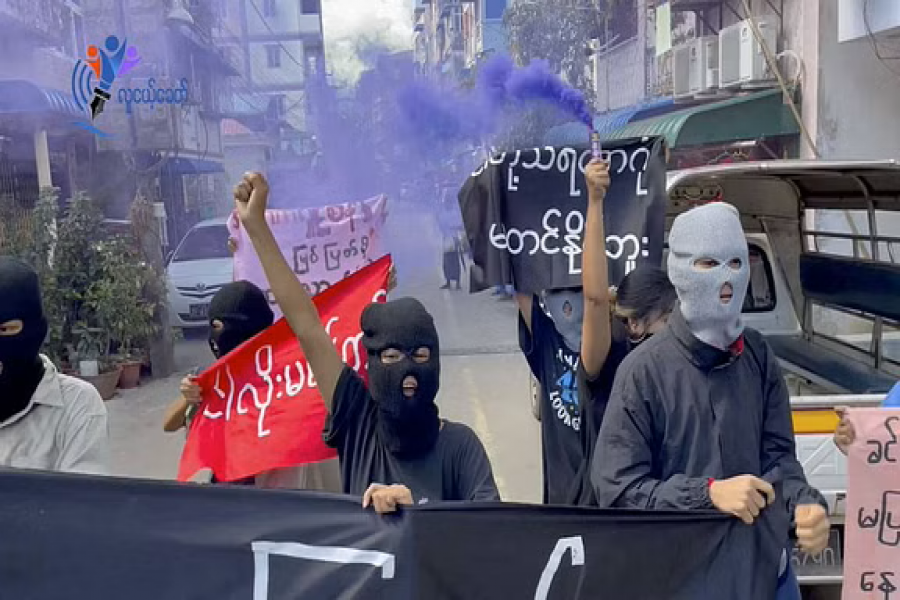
left=667, top=160, right=900, bottom=599
left=528, top=160, right=900, bottom=597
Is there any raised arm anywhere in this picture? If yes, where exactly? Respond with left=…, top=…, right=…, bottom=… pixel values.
left=580, top=160, right=612, bottom=377
left=233, top=172, right=343, bottom=410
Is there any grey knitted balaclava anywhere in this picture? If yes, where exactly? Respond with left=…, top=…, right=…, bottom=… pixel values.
left=543, top=288, right=584, bottom=353
left=667, top=203, right=749, bottom=350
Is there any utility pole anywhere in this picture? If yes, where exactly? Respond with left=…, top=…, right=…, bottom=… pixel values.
left=132, top=176, right=175, bottom=378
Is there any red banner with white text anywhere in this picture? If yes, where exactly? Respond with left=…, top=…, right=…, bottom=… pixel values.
left=177, top=256, right=392, bottom=482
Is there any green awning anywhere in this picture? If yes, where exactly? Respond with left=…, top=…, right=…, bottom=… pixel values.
left=604, top=88, right=800, bottom=148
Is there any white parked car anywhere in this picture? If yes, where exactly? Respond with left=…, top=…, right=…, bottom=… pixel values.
left=166, top=218, right=234, bottom=329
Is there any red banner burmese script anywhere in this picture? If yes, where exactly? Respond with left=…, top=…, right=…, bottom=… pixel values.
left=178, top=256, right=392, bottom=483
left=228, top=196, right=388, bottom=320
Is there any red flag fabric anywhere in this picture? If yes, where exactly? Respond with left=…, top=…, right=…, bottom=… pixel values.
left=177, top=256, right=392, bottom=482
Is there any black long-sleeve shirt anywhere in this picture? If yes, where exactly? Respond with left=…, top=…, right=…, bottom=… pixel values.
left=592, top=309, right=826, bottom=518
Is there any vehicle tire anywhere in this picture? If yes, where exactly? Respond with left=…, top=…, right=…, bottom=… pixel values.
left=531, top=374, right=541, bottom=421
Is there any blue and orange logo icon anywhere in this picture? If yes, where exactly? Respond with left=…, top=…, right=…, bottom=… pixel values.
left=71, top=35, right=140, bottom=137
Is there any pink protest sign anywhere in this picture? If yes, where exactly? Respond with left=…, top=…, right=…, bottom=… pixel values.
left=843, top=408, right=900, bottom=600
left=228, top=195, right=388, bottom=319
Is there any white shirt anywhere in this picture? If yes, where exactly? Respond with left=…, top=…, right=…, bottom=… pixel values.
left=0, top=355, right=109, bottom=475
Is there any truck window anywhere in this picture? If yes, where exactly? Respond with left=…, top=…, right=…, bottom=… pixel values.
left=742, top=244, right=776, bottom=313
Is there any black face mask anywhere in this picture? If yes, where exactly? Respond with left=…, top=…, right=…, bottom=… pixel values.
left=626, top=333, right=652, bottom=353
left=208, top=282, right=274, bottom=359
left=361, top=297, right=441, bottom=458
left=0, top=257, right=48, bottom=422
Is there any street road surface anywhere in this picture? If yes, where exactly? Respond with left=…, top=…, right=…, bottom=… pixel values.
left=106, top=201, right=542, bottom=503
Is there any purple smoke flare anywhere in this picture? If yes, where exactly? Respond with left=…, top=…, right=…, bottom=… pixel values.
left=504, top=58, right=593, bottom=127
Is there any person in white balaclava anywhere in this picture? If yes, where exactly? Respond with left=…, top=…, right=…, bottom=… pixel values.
left=591, top=202, right=830, bottom=599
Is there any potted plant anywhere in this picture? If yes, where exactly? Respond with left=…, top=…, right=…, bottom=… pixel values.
left=72, top=327, right=121, bottom=401
left=90, top=238, right=161, bottom=389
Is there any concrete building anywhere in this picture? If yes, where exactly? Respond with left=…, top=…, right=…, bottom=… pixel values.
left=412, top=0, right=466, bottom=78
left=573, top=1, right=900, bottom=164
left=413, top=0, right=509, bottom=77
left=0, top=0, right=92, bottom=204
left=214, top=0, right=324, bottom=180
left=79, top=0, right=240, bottom=245
left=479, top=0, right=509, bottom=58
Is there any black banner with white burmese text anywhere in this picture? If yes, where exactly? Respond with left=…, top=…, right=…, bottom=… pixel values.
left=0, top=469, right=785, bottom=599
left=459, top=138, right=667, bottom=294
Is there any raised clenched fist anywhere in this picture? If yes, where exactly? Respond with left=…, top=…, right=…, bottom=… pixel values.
left=233, top=172, right=269, bottom=231
left=585, top=159, right=610, bottom=201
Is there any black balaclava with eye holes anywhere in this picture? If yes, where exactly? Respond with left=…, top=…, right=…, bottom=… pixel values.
left=208, top=281, right=274, bottom=359
left=361, top=297, right=440, bottom=457
left=0, top=257, right=48, bottom=422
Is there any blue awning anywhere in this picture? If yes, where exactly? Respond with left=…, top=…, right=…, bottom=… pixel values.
left=166, top=157, right=225, bottom=175
left=543, top=97, right=675, bottom=146
left=0, top=79, right=85, bottom=119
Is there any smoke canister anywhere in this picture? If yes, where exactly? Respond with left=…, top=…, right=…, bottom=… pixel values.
left=590, top=130, right=602, bottom=158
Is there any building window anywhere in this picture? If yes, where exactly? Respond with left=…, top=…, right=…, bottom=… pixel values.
left=264, top=0, right=277, bottom=17
left=266, top=45, right=281, bottom=68
left=301, top=0, right=321, bottom=14
left=269, top=94, right=286, bottom=118
left=485, top=0, right=505, bottom=20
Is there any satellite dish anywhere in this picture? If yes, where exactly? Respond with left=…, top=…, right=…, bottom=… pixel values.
left=166, top=0, right=194, bottom=26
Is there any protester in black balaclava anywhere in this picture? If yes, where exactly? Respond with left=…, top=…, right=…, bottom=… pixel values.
left=163, top=281, right=273, bottom=435
left=163, top=279, right=343, bottom=491
left=208, top=280, right=274, bottom=358
left=0, top=258, right=49, bottom=422
left=0, top=257, right=108, bottom=474
left=360, top=297, right=441, bottom=457
left=232, top=171, right=499, bottom=513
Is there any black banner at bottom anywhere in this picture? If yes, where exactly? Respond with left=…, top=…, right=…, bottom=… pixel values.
left=0, top=469, right=787, bottom=599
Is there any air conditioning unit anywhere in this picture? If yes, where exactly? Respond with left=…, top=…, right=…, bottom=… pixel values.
left=690, top=36, right=719, bottom=94
left=672, top=42, right=692, bottom=99
left=719, top=19, right=777, bottom=88
left=673, top=36, right=719, bottom=99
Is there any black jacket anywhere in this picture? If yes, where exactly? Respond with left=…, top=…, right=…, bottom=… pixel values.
left=592, top=308, right=826, bottom=517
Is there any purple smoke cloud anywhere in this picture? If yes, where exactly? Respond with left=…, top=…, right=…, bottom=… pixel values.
left=504, top=58, right=593, bottom=126
left=393, top=54, right=594, bottom=148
